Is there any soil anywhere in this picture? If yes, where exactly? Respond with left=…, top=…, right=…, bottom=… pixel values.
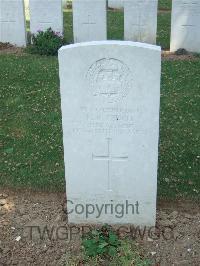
left=162, top=51, right=199, bottom=61
left=0, top=189, right=199, bottom=266
left=158, top=10, right=171, bottom=14
left=0, top=42, right=199, bottom=61
left=0, top=43, right=23, bottom=55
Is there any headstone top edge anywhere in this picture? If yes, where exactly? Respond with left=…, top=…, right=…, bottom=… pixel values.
left=58, top=41, right=161, bottom=53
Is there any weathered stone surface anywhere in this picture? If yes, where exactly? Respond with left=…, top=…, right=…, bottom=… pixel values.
left=0, top=0, right=27, bottom=46
left=59, top=41, right=161, bottom=225
left=73, top=0, right=107, bottom=42
left=29, top=0, right=63, bottom=34
left=124, top=0, right=158, bottom=44
left=170, top=0, right=200, bottom=52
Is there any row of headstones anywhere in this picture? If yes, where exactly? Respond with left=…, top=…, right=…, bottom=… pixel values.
left=0, top=0, right=200, bottom=52
left=73, top=0, right=158, bottom=44
left=0, top=0, right=63, bottom=47
left=62, top=0, right=124, bottom=9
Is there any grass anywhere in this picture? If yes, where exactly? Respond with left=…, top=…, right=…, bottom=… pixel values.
left=63, top=10, right=73, bottom=44
left=159, top=60, right=200, bottom=199
left=158, top=0, right=172, bottom=10
left=157, top=12, right=171, bottom=50
left=0, top=54, right=200, bottom=199
left=25, top=9, right=171, bottom=49
left=107, top=10, right=124, bottom=40
left=0, top=54, right=64, bottom=190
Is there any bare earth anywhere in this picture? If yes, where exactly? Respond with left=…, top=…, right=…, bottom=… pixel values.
left=0, top=189, right=199, bottom=265
left=0, top=43, right=24, bottom=55
left=0, top=43, right=199, bottom=61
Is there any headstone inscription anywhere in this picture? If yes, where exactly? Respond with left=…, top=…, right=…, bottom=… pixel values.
left=58, top=41, right=161, bottom=225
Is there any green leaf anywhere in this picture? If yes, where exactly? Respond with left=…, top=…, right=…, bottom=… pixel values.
left=98, top=242, right=109, bottom=249
left=108, top=246, right=117, bottom=257
left=109, top=232, right=119, bottom=245
left=5, top=147, right=13, bottom=154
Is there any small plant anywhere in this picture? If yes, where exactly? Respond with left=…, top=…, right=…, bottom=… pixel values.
left=193, top=52, right=200, bottom=58
left=28, top=28, right=65, bottom=56
left=110, top=240, right=152, bottom=266
left=81, top=225, right=152, bottom=265
left=175, top=48, right=188, bottom=56
left=82, top=224, right=120, bottom=258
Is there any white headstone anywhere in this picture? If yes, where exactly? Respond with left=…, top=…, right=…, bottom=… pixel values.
left=59, top=41, right=161, bottom=225
left=108, top=0, right=124, bottom=9
left=170, top=0, right=200, bottom=53
left=73, top=0, right=107, bottom=43
left=124, top=0, right=158, bottom=44
left=0, top=0, right=26, bottom=47
left=29, top=0, right=63, bottom=34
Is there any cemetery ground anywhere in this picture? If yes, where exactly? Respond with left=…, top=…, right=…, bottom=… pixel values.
left=1, top=54, right=199, bottom=198
left=0, top=189, right=199, bottom=265
left=1, top=51, right=200, bottom=265
left=1, top=4, right=200, bottom=266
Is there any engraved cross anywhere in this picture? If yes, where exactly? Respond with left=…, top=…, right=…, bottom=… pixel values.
left=92, top=138, right=128, bottom=191
left=83, top=15, right=96, bottom=26
left=82, top=14, right=96, bottom=40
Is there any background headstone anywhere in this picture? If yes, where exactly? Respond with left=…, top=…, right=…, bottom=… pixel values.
left=108, top=0, right=124, bottom=9
left=29, top=0, right=63, bottom=34
left=0, top=0, right=27, bottom=47
left=59, top=41, right=161, bottom=225
left=170, top=0, right=200, bottom=52
left=124, top=0, right=158, bottom=44
left=73, top=0, right=107, bottom=43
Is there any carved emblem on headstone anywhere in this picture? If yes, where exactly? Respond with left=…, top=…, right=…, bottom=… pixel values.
left=86, top=58, right=132, bottom=103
